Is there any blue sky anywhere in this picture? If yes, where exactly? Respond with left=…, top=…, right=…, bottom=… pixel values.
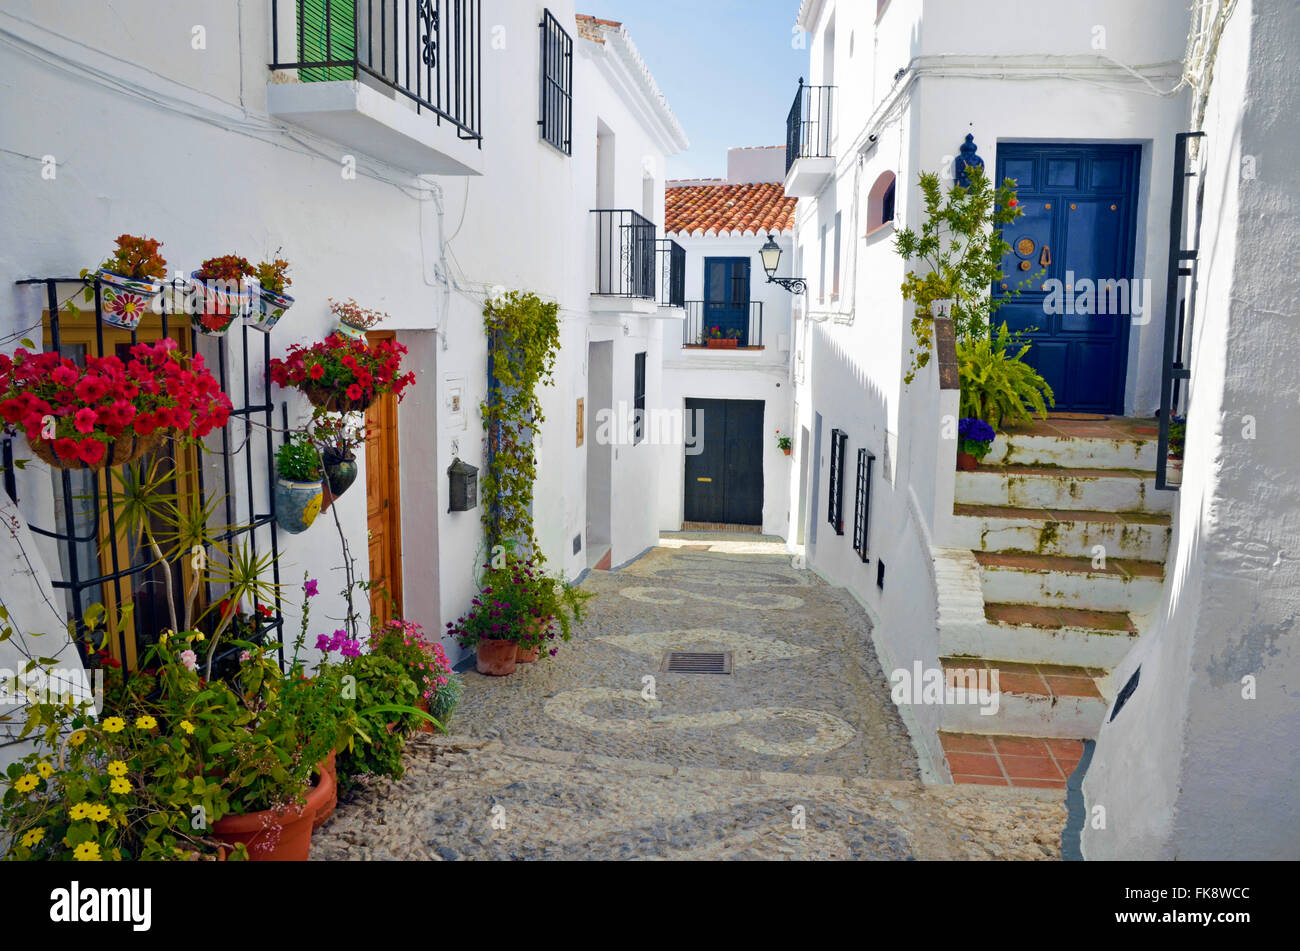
left=592, top=0, right=809, bottom=180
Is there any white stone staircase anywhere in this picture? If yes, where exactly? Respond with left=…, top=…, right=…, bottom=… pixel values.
left=936, top=418, right=1172, bottom=749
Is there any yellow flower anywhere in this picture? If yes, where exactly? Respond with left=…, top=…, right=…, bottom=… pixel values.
left=73, top=841, right=102, bottom=862
left=109, top=777, right=131, bottom=795
left=103, top=717, right=126, bottom=734
left=179, top=720, right=195, bottom=735
left=87, top=804, right=111, bottom=822
left=106, top=761, right=128, bottom=777
left=69, top=802, right=90, bottom=820
left=134, top=715, right=157, bottom=731
left=20, top=828, right=45, bottom=848
left=12, top=774, right=39, bottom=793
left=37, top=761, right=55, bottom=779
left=69, top=731, right=87, bottom=747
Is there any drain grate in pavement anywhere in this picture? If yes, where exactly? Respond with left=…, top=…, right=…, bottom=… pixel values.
left=660, top=651, right=733, bottom=675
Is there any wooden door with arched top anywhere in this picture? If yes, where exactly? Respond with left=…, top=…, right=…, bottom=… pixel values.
left=365, top=331, right=403, bottom=625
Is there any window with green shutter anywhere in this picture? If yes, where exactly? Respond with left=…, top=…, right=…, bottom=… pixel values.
left=299, top=0, right=357, bottom=82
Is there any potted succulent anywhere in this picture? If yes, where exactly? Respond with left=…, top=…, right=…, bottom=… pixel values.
left=270, top=334, right=415, bottom=415
left=957, top=417, right=996, bottom=471
left=1166, top=416, right=1186, bottom=481
left=0, top=338, right=232, bottom=470
left=85, top=234, right=169, bottom=330
left=191, top=254, right=253, bottom=336
left=274, top=433, right=324, bottom=535
left=249, top=255, right=294, bottom=332
left=449, top=555, right=594, bottom=673
left=330, top=298, right=387, bottom=342
left=370, top=619, right=456, bottom=734
left=776, top=430, right=793, bottom=456
left=704, top=325, right=742, bottom=349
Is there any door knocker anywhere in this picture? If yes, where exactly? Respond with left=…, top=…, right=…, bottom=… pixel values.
left=1040, top=245, right=1052, bottom=268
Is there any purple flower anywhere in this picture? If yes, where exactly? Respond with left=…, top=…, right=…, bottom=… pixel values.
left=958, top=417, right=996, bottom=445
left=329, top=630, right=347, bottom=652
left=341, top=638, right=362, bottom=659
left=315, top=634, right=332, bottom=651
left=304, top=578, right=319, bottom=598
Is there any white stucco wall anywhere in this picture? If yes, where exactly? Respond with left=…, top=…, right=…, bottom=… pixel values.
left=1083, top=0, right=1300, bottom=860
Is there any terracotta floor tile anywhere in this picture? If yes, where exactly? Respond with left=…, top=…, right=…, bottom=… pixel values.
left=1045, top=738, right=1086, bottom=759
left=945, top=752, right=1005, bottom=777
left=939, top=733, right=996, bottom=754
left=999, top=754, right=1065, bottom=780
left=1045, top=675, right=1103, bottom=699
left=996, top=671, right=1052, bottom=695
left=992, top=735, right=1050, bottom=757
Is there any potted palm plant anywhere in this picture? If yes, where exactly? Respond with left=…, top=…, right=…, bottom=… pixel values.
left=274, top=434, right=324, bottom=535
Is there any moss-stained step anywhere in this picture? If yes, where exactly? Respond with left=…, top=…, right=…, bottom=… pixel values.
left=938, top=658, right=1109, bottom=740
left=952, top=503, right=1173, bottom=561
left=940, top=598, right=1140, bottom=668
left=974, top=550, right=1165, bottom=613
left=956, top=464, right=1171, bottom=514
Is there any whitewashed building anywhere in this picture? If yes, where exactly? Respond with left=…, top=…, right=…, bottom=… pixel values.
left=656, top=147, right=797, bottom=537
left=0, top=1, right=687, bottom=765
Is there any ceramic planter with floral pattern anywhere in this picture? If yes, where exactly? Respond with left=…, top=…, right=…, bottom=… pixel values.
left=250, top=284, right=295, bottom=333
left=97, top=269, right=163, bottom=331
left=190, top=272, right=249, bottom=337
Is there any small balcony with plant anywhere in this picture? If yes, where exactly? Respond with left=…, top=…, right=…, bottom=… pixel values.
left=267, top=0, right=484, bottom=176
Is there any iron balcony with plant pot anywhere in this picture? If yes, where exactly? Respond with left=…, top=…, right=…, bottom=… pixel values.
left=266, top=0, right=485, bottom=176
left=681, top=301, right=765, bottom=352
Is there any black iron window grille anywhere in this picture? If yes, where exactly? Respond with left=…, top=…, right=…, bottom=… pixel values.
left=5, top=277, right=284, bottom=675
left=827, top=428, right=847, bottom=535
left=786, top=78, right=836, bottom=174
left=270, top=0, right=483, bottom=145
left=538, top=9, right=573, bottom=155
left=633, top=352, right=646, bottom=444
left=591, top=209, right=656, bottom=299
left=657, top=239, right=686, bottom=308
left=681, top=302, right=765, bottom=348
left=853, top=448, right=875, bottom=561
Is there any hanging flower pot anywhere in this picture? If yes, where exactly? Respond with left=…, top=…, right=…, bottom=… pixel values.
left=270, top=336, right=415, bottom=415
left=248, top=257, right=294, bottom=333
left=322, top=447, right=359, bottom=499
left=190, top=255, right=253, bottom=337
left=475, top=638, right=518, bottom=676
left=97, top=270, right=164, bottom=331
left=30, top=431, right=163, bottom=473
left=329, top=298, right=387, bottom=342
left=275, top=477, right=323, bottom=534
left=303, top=384, right=376, bottom=415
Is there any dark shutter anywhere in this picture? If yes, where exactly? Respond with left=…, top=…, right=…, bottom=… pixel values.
left=539, top=10, right=574, bottom=155
left=828, top=428, right=847, bottom=535
left=853, top=448, right=875, bottom=561
left=633, top=352, right=646, bottom=444
left=299, top=0, right=357, bottom=82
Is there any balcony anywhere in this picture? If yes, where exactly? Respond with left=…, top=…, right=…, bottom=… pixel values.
left=681, top=301, right=765, bottom=350
left=590, top=209, right=657, bottom=315
left=657, top=239, right=686, bottom=310
left=784, top=79, right=835, bottom=197
left=267, top=0, right=484, bottom=176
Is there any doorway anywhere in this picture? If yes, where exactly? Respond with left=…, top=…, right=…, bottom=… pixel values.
left=586, top=341, right=613, bottom=568
left=683, top=398, right=764, bottom=527
left=366, top=331, right=403, bottom=624
left=703, top=257, right=753, bottom=346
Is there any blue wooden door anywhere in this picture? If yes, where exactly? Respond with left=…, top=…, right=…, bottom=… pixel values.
left=994, top=145, right=1140, bottom=414
left=704, top=257, right=752, bottom=346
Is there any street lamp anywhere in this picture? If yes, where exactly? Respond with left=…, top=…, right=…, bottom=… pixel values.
left=760, top=233, right=807, bottom=295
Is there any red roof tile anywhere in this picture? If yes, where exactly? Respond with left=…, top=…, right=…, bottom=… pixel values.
left=665, top=182, right=797, bottom=236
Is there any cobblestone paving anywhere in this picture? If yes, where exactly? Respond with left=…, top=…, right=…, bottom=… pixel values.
left=313, top=536, right=1069, bottom=860
left=453, top=536, right=919, bottom=780
left=312, top=736, right=1066, bottom=860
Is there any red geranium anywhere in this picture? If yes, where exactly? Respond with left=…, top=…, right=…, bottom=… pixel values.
left=269, top=334, right=414, bottom=408
left=0, top=339, right=232, bottom=463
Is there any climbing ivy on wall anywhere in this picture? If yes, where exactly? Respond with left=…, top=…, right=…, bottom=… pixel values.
left=481, top=291, right=561, bottom=559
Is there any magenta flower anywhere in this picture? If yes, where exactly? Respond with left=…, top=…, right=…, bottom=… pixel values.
left=304, top=579, right=319, bottom=598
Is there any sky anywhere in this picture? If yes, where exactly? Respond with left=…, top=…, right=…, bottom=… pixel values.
left=591, top=0, right=810, bottom=181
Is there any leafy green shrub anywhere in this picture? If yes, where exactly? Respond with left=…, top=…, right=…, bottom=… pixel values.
left=276, top=433, right=322, bottom=482
left=957, top=322, right=1055, bottom=429
left=334, top=654, right=419, bottom=788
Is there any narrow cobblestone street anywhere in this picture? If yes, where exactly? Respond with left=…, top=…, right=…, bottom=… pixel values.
left=314, top=536, right=1068, bottom=859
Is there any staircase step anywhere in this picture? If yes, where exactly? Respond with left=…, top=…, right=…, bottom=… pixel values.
left=974, top=550, right=1164, bottom=612
left=956, top=464, right=1170, bottom=513
left=939, top=658, right=1107, bottom=739
left=985, top=419, right=1158, bottom=470
left=940, top=731, right=1086, bottom=787
left=985, top=601, right=1135, bottom=632
left=952, top=503, right=1173, bottom=560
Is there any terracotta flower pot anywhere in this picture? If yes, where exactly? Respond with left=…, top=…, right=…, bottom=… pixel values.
left=476, top=638, right=518, bottom=676
left=956, top=451, right=979, bottom=472
left=706, top=338, right=739, bottom=349
left=782, top=447, right=792, bottom=456
left=312, top=753, right=338, bottom=830
left=416, top=697, right=437, bottom=734
left=516, top=644, right=541, bottom=664
left=213, top=773, right=332, bottom=861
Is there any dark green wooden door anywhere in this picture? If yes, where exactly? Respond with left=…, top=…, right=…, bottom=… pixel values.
left=684, top=399, right=764, bottom=526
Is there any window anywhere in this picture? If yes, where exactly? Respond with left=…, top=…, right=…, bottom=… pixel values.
left=867, top=171, right=897, bottom=234
left=832, top=211, right=843, bottom=298
left=633, top=352, right=646, bottom=444
left=299, top=0, right=357, bottom=82
left=853, top=448, right=875, bottom=561
left=827, top=428, right=847, bottom=535
left=539, top=9, right=573, bottom=155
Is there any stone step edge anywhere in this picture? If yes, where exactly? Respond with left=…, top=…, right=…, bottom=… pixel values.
left=420, top=735, right=1064, bottom=800
left=984, top=601, right=1137, bottom=634
left=953, top=503, right=1172, bottom=527
left=973, top=550, right=1166, bottom=581
left=967, top=464, right=1157, bottom=480
left=939, top=657, right=1108, bottom=700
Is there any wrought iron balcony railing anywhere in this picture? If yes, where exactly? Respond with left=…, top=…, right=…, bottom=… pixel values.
left=786, top=78, right=835, bottom=174
left=657, top=239, right=686, bottom=308
left=592, top=209, right=657, bottom=300
left=271, top=0, right=482, bottom=144
left=682, top=301, right=765, bottom=349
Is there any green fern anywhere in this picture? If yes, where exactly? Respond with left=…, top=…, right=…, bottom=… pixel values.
left=958, top=322, right=1055, bottom=429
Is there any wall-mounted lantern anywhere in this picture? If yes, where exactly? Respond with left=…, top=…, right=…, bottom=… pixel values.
left=759, top=233, right=808, bottom=296
left=447, top=457, right=478, bottom=512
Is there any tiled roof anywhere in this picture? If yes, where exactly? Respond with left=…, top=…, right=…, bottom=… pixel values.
left=665, top=182, right=797, bottom=237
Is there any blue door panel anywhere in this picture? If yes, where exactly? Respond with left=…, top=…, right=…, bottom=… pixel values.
left=995, top=144, right=1140, bottom=414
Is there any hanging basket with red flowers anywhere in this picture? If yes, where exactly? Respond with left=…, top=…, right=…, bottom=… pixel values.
left=269, top=335, right=415, bottom=415
left=0, top=339, right=233, bottom=471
